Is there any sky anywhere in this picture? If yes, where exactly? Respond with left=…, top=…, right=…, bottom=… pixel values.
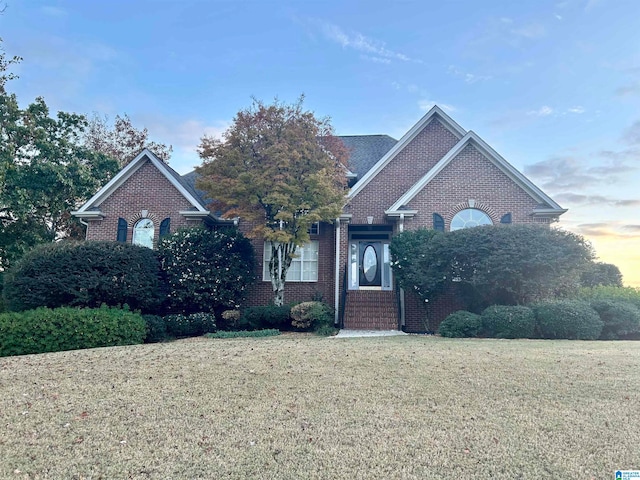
left=2, top=0, right=640, bottom=286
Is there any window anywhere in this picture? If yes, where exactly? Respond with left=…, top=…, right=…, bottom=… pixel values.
left=263, top=241, right=318, bottom=282
left=132, top=218, right=154, bottom=248
left=450, top=208, right=492, bottom=231
left=308, top=222, right=320, bottom=236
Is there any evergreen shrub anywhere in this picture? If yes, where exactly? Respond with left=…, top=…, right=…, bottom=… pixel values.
left=589, top=300, right=640, bottom=340
left=438, top=311, right=482, bottom=338
left=532, top=300, right=603, bottom=340
left=3, top=241, right=165, bottom=313
left=163, top=312, right=217, bottom=338
left=157, top=227, right=255, bottom=315
left=481, top=305, right=536, bottom=339
left=142, top=314, right=168, bottom=343
left=0, top=306, right=146, bottom=357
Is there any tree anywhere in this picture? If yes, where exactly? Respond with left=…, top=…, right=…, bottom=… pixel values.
left=196, top=97, right=348, bottom=306
left=83, top=113, right=172, bottom=167
left=0, top=41, right=119, bottom=269
left=157, top=227, right=256, bottom=314
left=580, top=261, right=623, bottom=288
left=391, top=225, right=595, bottom=312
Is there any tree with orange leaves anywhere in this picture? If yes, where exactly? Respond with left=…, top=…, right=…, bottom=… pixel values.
left=196, top=97, right=348, bottom=306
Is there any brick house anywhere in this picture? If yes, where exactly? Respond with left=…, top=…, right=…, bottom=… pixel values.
left=72, top=106, right=566, bottom=332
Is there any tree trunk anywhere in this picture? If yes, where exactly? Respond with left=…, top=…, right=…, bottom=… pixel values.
left=269, top=241, right=295, bottom=307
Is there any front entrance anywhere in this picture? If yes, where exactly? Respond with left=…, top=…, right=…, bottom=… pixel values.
left=359, top=241, right=382, bottom=287
left=348, top=225, right=393, bottom=291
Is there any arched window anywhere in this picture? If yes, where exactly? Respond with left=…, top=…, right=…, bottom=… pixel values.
left=132, top=218, right=154, bottom=248
left=450, top=208, right=492, bottom=231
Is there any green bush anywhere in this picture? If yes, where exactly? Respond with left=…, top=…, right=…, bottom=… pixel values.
left=0, top=306, right=146, bottom=357
left=240, top=305, right=292, bottom=331
left=163, top=312, right=217, bottom=338
left=158, top=227, right=255, bottom=315
left=205, top=329, right=280, bottom=339
left=3, top=241, right=166, bottom=313
left=589, top=300, right=640, bottom=340
left=532, top=300, right=603, bottom=340
left=481, top=305, right=536, bottom=339
left=290, top=301, right=334, bottom=333
left=142, top=314, right=168, bottom=343
left=576, top=286, right=640, bottom=310
left=438, top=311, right=482, bottom=338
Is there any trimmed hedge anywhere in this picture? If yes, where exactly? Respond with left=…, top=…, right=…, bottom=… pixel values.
left=481, top=305, right=536, bottom=339
left=589, top=300, right=640, bottom=340
left=0, top=306, right=146, bottom=357
left=3, top=241, right=165, bottom=313
left=532, top=300, right=603, bottom=340
left=438, top=311, right=482, bottom=338
left=163, top=312, right=217, bottom=338
left=240, top=305, right=292, bottom=331
left=205, top=329, right=280, bottom=339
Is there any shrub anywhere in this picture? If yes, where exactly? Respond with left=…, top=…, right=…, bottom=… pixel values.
left=240, top=305, right=292, bottom=331
left=576, top=286, right=640, bottom=310
left=157, top=227, right=255, bottom=315
left=3, top=241, right=165, bottom=313
left=142, top=314, right=168, bottom=343
left=438, top=311, right=482, bottom=338
left=205, top=329, right=280, bottom=339
left=481, top=305, right=536, bottom=339
left=290, top=301, right=335, bottom=334
left=532, top=300, right=603, bottom=340
left=0, top=306, right=146, bottom=357
left=589, top=300, right=640, bottom=340
left=163, top=312, right=217, bottom=338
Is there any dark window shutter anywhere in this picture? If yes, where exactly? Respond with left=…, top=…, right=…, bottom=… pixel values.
left=500, top=213, right=512, bottom=224
left=433, top=213, right=445, bottom=232
left=159, top=217, right=171, bottom=237
left=117, top=218, right=128, bottom=242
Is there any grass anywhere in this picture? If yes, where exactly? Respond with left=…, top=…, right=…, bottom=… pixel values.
left=1, top=335, right=639, bottom=479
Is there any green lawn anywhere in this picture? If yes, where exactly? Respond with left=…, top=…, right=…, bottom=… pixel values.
left=1, top=335, right=638, bottom=479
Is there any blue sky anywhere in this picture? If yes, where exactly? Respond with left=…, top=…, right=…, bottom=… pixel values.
left=2, top=0, right=640, bottom=285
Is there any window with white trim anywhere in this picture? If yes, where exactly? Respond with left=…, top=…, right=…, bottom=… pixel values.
left=263, top=241, right=319, bottom=282
left=132, top=218, right=154, bottom=248
left=450, top=208, right=492, bottom=231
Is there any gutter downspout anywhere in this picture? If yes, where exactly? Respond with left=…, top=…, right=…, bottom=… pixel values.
left=334, top=217, right=341, bottom=325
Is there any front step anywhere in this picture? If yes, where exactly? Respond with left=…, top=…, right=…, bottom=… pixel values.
left=343, top=290, right=399, bottom=330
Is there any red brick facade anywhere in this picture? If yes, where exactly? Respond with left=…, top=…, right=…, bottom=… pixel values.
left=84, top=160, right=203, bottom=245
left=73, top=108, right=566, bottom=333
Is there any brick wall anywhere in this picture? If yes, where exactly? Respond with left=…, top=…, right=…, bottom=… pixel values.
left=85, top=160, right=202, bottom=245
left=346, top=119, right=460, bottom=224
left=242, top=221, right=337, bottom=308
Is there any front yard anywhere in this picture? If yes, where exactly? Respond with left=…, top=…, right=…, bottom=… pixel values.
left=1, top=335, right=638, bottom=479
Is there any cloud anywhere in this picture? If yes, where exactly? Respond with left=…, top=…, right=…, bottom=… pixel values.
left=524, top=154, right=638, bottom=190
left=527, top=106, right=554, bottom=117
left=615, top=83, right=640, bottom=96
left=317, top=21, right=420, bottom=63
left=448, top=66, right=492, bottom=84
left=418, top=100, right=456, bottom=112
left=553, top=192, right=640, bottom=207
left=360, top=55, right=391, bottom=65
left=510, top=23, right=546, bottom=39
left=622, top=225, right=640, bottom=232
left=623, top=120, right=640, bottom=145
left=584, top=0, right=604, bottom=12
left=567, top=106, right=585, bottom=114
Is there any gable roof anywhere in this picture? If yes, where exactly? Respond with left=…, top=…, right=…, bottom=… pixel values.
left=72, top=149, right=224, bottom=222
left=348, top=106, right=466, bottom=199
left=386, top=131, right=567, bottom=216
left=338, top=135, right=398, bottom=178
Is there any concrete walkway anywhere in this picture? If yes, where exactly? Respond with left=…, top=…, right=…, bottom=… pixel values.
left=334, top=329, right=408, bottom=338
